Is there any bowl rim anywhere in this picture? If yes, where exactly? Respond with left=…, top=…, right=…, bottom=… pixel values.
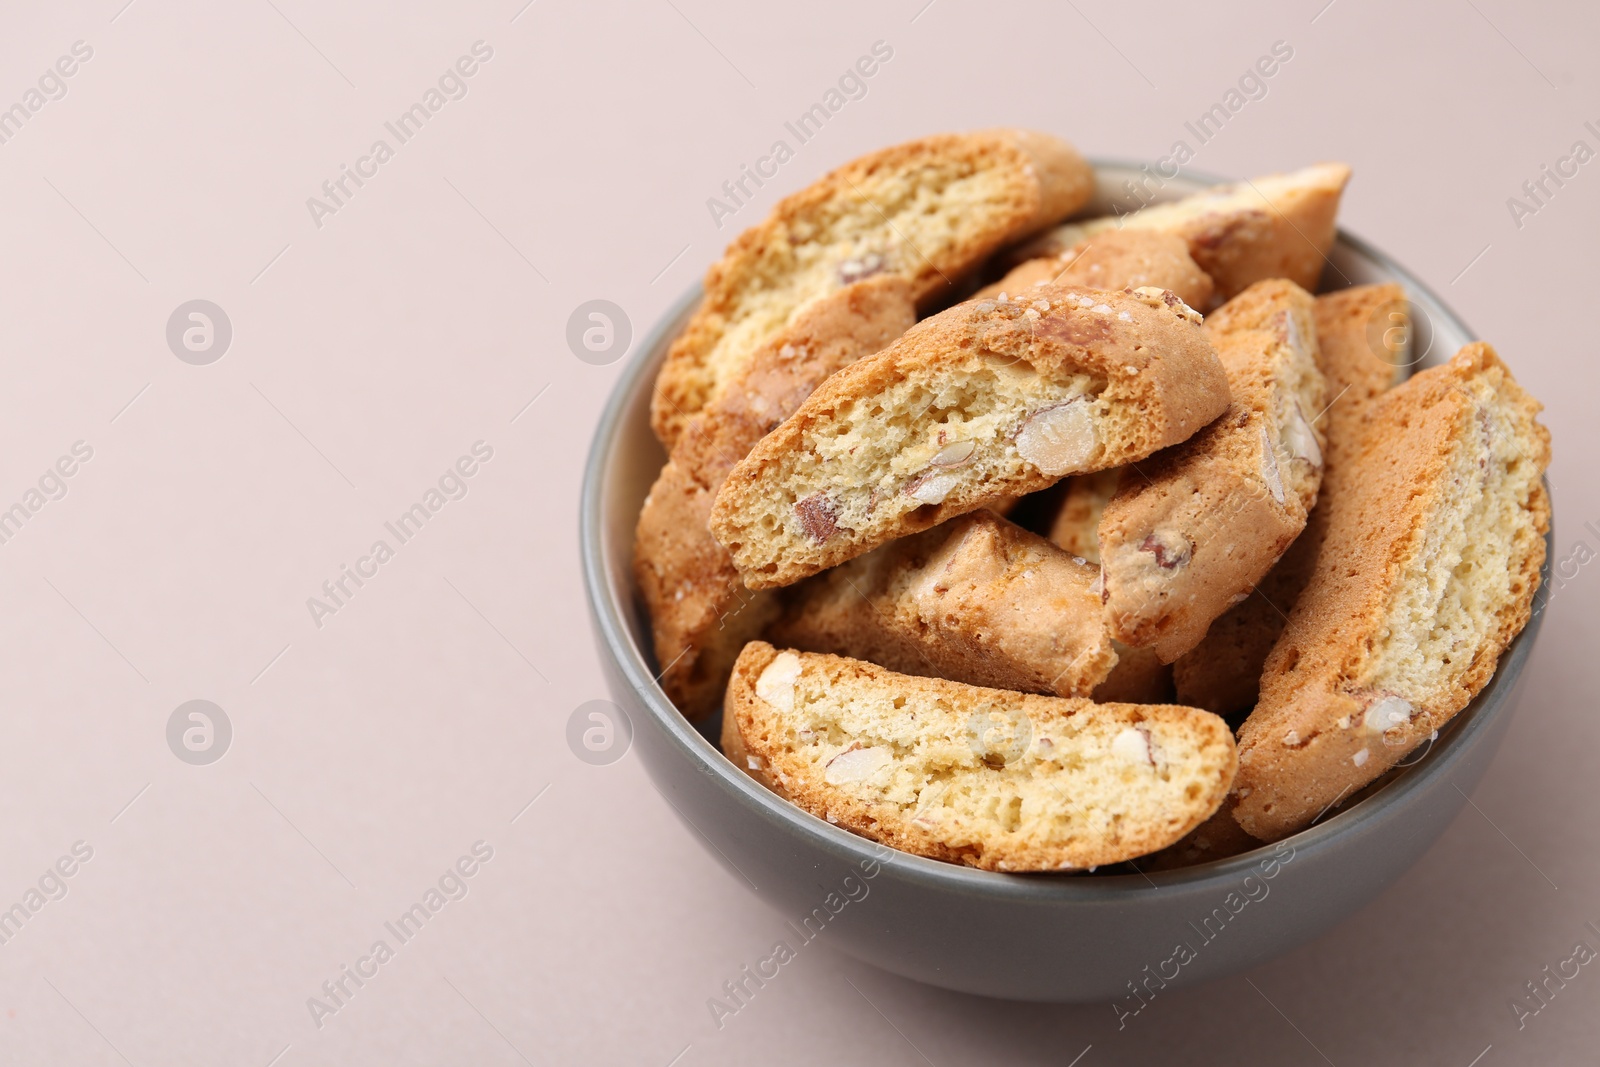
left=580, top=159, right=1548, bottom=899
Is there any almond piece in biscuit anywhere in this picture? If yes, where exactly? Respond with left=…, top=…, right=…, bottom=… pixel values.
left=1173, top=283, right=1410, bottom=716
left=1232, top=343, right=1550, bottom=841
left=723, top=642, right=1237, bottom=871
left=1013, top=163, right=1351, bottom=306
left=709, top=285, right=1230, bottom=589
left=1099, top=280, right=1326, bottom=662
left=975, top=229, right=1215, bottom=311
left=768, top=511, right=1117, bottom=698
left=650, top=130, right=1094, bottom=447
left=635, top=276, right=917, bottom=718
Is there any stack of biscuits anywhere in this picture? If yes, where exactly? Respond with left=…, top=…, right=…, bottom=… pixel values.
left=633, top=130, right=1551, bottom=873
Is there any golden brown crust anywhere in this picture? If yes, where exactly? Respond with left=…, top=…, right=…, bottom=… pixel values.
left=1173, top=284, right=1409, bottom=715
left=999, top=127, right=1098, bottom=222
left=670, top=276, right=920, bottom=487
left=1098, top=281, right=1324, bottom=662
left=977, top=229, right=1216, bottom=311
left=1232, top=344, right=1551, bottom=840
left=1017, top=163, right=1351, bottom=306
left=725, top=642, right=1237, bottom=871
left=768, top=511, right=1117, bottom=697
left=709, top=285, right=1231, bottom=589
left=635, top=278, right=917, bottom=718
left=649, top=130, right=1093, bottom=446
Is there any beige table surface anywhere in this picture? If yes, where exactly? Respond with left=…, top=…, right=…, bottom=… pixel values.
left=0, top=0, right=1595, bottom=1063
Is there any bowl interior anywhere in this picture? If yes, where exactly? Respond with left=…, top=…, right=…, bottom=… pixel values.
left=584, top=161, right=1543, bottom=893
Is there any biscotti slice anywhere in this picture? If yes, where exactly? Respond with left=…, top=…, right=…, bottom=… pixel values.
left=723, top=642, right=1237, bottom=871
left=1174, top=284, right=1409, bottom=716
left=975, top=229, right=1215, bottom=310
left=1232, top=343, right=1550, bottom=841
left=1048, top=468, right=1121, bottom=563
left=709, top=285, right=1230, bottom=589
left=1099, top=280, right=1326, bottom=662
left=768, top=511, right=1117, bottom=698
left=635, top=277, right=917, bottom=718
left=650, top=130, right=1094, bottom=446
left=1016, top=163, right=1351, bottom=305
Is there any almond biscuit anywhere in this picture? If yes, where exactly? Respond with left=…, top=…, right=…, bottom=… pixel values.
left=723, top=642, right=1237, bottom=871
left=767, top=511, right=1117, bottom=698
left=1232, top=343, right=1550, bottom=841
left=709, top=286, right=1230, bottom=589
left=1173, top=283, right=1409, bottom=716
left=975, top=229, right=1215, bottom=310
left=650, top=130, right=1093, bottom=446
left=635, top=276, right=917, bottom=718
left=1014, top=163, right=1350, bottom=306
left=1099, top=280, right=1326, bottom=662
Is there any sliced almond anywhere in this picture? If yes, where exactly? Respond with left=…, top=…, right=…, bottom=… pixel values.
left=1110, top=726, right=1153, bottom=766
left=1283, top=399, right=1322, bottom=468
left=929, top=439, right=976, bottom=467
left=1362, top=695, right=1414, bottom=735
left=824, top=745, right=893, bottom=785
left=1015, top=399, right=1097, bottom=476
left=755, top=651, right=802, bottom=712
left=1260, top=427, right=1285, bottom=504
left=907, top=471, right=960, bottom=504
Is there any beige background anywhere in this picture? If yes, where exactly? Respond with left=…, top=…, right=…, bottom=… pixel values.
left=0, top=0, right=1595, bottom=1063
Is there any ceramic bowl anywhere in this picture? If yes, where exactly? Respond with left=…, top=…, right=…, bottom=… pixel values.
left=579, top=162, right=1550, bottom=1002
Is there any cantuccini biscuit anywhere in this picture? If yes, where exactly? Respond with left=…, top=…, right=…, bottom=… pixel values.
left=975, top=229, right=1215, bottom=310
left=650, top=130, right=1093, bottom=447
left=635, top=277, right=916, bottom=718
left=1014, top=163, right=1351, bottom=306
left=723, top=642, right=1236, bottom=871
left=709, top=286, right=1230, bottom=589
left=1098, top=280, right=1326, bottom=662
left=1173, top=284, right=1409, bottom=716
left=768, top=511, right=1118, bottom=698
left=1232, top=344, right=1550, bottom=841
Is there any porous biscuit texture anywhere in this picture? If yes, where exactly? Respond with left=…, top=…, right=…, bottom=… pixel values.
left=1174, top=284, right=1409, bottom=716
left=1232, top=343, right=1550, bottom=840
left=768, top=511, right=1118, bottom=698
left=650, top=130, right=1093, bottom=446
left=723, top=642, right=1237, bottom=871
left=1098, top=280, right=1326, bottom=662
left=709, top=285, right=1231, bottom=589
left=635, top=277, right=917, bottom=718
left=1017, top=163, right=1351, bottom=305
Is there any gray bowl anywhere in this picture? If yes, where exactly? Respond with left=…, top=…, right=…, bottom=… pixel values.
left=579, top=163, right=1550, bottom=1002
